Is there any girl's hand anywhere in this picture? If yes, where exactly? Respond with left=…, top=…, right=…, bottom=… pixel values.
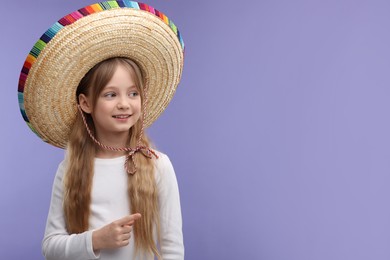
left=92, top=213, right=141, bottom=251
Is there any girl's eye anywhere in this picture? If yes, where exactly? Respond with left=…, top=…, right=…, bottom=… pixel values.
left=129, top=91, right=139, bottom=97
left=104, top=92, right=116, bottom=98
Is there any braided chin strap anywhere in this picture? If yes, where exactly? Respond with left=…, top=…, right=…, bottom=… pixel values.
left=77, top=105, right=158, bottom=175
left=125, top=146, right=158, bottom=174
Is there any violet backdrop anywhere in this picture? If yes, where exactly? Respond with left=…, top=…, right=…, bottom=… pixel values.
left=1, top=0, right=390, bottom=259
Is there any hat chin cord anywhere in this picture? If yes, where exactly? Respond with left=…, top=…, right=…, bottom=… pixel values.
left=77, top=104, right=158, bottom=175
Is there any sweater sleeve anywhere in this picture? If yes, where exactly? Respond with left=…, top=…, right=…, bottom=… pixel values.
left=42, top=160, right=99, bottom=260
left=155, top=154, right=185, bottom=260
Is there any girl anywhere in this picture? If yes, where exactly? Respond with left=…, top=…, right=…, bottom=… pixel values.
left=18, top=2, right=185, bottom=260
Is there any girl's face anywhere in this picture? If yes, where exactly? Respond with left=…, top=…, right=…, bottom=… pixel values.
left=83, top=64, right=142, bottom=142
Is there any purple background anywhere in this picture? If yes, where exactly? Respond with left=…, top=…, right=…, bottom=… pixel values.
left=2, top=0, right=390, bottom=259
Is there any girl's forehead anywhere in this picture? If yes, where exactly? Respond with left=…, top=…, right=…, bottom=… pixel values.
left=97, top=65, right=140, bottom=92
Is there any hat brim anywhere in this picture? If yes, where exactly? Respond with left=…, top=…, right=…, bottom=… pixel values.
left=18, top=1, right=184, bottom=148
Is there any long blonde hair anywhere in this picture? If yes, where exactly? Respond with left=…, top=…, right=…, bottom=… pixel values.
left=63, top=57, right=161, bottom=258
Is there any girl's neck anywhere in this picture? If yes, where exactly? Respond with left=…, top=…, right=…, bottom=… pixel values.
left=94, top=132, right=129, bottom=159
left=95, top=149, right=126, bottom=159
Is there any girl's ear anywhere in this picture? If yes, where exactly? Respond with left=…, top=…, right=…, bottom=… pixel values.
left=78, top=94, right=92, bottom=114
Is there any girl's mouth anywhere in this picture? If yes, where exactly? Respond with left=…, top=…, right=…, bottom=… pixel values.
left=113, top=115, right=131, bottom=119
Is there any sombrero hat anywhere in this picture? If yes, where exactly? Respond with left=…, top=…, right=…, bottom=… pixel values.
left=18, top=1, right=184, bottom=148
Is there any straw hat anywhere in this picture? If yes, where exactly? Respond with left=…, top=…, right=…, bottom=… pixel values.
left=18, top=1, right=184, bottom=148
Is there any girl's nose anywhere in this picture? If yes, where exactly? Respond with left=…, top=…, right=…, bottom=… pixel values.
left=117, top=97, right=130, bottom=109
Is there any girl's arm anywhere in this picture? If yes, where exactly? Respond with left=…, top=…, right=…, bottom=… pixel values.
left=42, top=161, right=99, bottom=260
left=156, top=153, right=185, bottom=260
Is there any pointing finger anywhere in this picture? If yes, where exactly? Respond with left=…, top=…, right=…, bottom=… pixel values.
left=115, top=213, right=142, bottom=226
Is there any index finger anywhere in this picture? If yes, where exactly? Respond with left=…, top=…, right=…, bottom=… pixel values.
left=115, top=213, right=142, bottom=226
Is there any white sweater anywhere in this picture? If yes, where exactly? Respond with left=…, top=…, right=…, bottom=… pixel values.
left=42, top=152, right=184, bottom=260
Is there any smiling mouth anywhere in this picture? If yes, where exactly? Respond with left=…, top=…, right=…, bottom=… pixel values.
left=113, top=115, right=131, bottom=119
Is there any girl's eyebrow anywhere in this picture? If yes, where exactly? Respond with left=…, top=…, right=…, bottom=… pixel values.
left=104, top=84, right=137, bottom=88
left=102, top=85, right=118, bottom=90
left=103, top=85, right=137, bottom=90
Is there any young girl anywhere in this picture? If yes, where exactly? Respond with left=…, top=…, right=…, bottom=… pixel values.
left=18, top=2, right=184, bottom=260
